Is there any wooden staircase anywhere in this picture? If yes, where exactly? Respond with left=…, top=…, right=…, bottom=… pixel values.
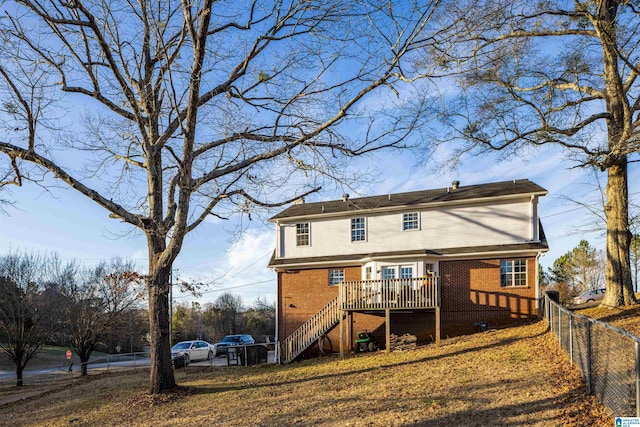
left=279, top=296, right=341, bottom=364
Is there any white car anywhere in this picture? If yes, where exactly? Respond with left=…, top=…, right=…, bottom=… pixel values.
left=171, top=340, right=214, bottom=365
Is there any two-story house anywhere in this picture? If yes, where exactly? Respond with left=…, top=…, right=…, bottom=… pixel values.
left=268, top=179, right=548, bottom=363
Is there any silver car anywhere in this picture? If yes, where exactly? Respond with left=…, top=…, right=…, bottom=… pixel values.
left=171, top=340, right=214, bottom=365
left=573, top=288, right=606, bottom=305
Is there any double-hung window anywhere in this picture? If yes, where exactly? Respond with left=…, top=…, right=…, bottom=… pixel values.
left=329, top=269, right=345, bottom=286
left=296, top=223, right=310, bottom=246
left=500, top=259, right=527, bottom=287
left=351, top=217, right=366, bottom=242
left=402, top=212, right=419, bottom=231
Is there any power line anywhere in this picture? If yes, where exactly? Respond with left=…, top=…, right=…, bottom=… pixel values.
left=541, top=206, right=588, bottom=219
left=172, top=279, right=274, bottom=298
left=202, top=279, right=273, bottom=294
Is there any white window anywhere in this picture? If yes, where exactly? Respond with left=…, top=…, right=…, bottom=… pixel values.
left=296, top=223, right=310, bottom=246
left=402, top=212, right=419, bottom=231
left=351, top=217, right=366, bottom=242
left=329, top=269, right=344, bottom=286
left=365, top=266, right=372, bottom=280
left=500, top=259, right=527, bottom=287
left=381, top=266, right=396, bottom=279
left=400, top=266, right=413, bottom=279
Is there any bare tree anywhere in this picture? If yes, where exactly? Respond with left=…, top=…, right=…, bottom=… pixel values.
left=214, top=292, right=245, bottom=336
left=62, top=258, right=144, bottom=376
left=0, top=251, right=68, bottom=386
left=0, top=1, right=439, bottom=392
left=428, top=0, right=639, bottom=306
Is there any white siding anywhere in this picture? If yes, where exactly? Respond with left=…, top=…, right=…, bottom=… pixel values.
left=278, top=198, right=535, bottom=259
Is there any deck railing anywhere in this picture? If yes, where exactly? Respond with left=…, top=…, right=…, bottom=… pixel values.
left=279, top=276, right=440, bottom=363
left=340, top=276, right=440, bottom=310
left=279, top=296, right=341, bottom=364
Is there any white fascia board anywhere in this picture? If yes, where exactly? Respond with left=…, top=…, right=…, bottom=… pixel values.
left=269, top=192, right=547, bottom=223
left=274, top=260, right=364, bottom=270
left=436, top=248, right=549, bottom=261
left=272, top=247, right=549, bottom=270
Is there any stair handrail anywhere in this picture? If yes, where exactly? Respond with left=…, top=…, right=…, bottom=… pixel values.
left=280, top=296, right=341, bottom=363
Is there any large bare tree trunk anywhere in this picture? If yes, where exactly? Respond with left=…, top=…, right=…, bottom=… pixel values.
left=599, top=1, right=637, bottom=307
left=147, top=240, right=176, bottom=393
left=15, top=365, right=24, bottom=387
left=602, top=161, right=637, bottom=306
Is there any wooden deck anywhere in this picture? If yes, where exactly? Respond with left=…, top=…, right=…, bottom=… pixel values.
left=339, top=276, right=440, bottom=311
left=280, top=276, right=441, bottom=363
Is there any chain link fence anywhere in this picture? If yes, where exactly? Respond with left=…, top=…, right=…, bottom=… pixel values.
left=541, top=291, right=640, bottom=417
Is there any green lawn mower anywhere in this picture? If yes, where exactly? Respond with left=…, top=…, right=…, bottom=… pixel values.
left=355, top=331, right=378, bottom=353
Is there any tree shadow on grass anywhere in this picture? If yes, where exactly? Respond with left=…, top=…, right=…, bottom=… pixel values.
left=192, top=325, right=548, bottom=396
left=392, top=392, right=583, bottom=427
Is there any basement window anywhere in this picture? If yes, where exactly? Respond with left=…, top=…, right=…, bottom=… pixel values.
left=329, top=269, right=345, bottom=286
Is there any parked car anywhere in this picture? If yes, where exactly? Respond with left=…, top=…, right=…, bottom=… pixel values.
left=213, top=334, right=255, bottom=356
left=171, top=340, right=214, bottom=365
left=573, top=288, right=606, bottom=305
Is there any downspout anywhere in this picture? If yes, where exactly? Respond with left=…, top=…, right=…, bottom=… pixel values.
left=535, top=251, right=544, bottom=310
left=273, top=220, right=280, bottom=363
left=530, top=195, right=539, bottom=241
left=274, top=268, right=280, bottom=364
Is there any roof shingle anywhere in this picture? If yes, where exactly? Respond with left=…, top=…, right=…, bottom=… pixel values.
left=270, top=179, right=547, bottom=221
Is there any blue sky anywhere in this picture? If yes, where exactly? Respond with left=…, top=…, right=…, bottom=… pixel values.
left=2, top=141, right=634, bottom=307
left=3, top=0, right=638, bottom=309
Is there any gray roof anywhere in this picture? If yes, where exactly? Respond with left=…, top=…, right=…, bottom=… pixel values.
left=270, top=179, right=547, bottom=221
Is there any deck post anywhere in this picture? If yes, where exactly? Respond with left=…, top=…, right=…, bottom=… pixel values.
left=348, top=312, right=352, bottom=352
left=339, top=309, right=344, bottom=358
left=435, top=306, right=441, bottom=348
left=385, top=308, right=391, bottom=353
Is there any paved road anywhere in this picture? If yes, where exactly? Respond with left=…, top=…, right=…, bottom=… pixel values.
left=0, top=350, right=276, bottom=384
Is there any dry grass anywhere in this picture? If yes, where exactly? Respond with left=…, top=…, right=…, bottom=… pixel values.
left=1, top=320, right=610, bottom=426
left=575, top=296, right=640, bottom=337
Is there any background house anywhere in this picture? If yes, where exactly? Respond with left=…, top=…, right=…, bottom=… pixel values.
left=268, top=179, right=548, bottom=362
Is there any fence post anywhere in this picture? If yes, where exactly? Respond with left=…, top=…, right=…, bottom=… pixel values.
left=569, top=314, right=573, bottom=364
left=585, top=320, right=592, bottom=394
left=558, top=304, right=562, bottom=345
left=636, top=341, right=640, bottom=417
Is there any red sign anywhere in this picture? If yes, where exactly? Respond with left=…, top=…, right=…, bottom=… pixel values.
left=66, top=349, right=72, bottom=360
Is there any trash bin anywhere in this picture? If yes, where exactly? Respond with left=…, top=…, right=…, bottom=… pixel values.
left=546, top=290, right=560, bottom=304
left=238, top=345, right=268, bottom=366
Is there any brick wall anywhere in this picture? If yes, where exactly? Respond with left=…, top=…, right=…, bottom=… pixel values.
left=439, top=257, right=538, bottom=336
left=277, top=256, right=539, bottom=354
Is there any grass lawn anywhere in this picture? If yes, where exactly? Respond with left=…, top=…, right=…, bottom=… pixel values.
left=0, top=320, right=611, bottom=426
